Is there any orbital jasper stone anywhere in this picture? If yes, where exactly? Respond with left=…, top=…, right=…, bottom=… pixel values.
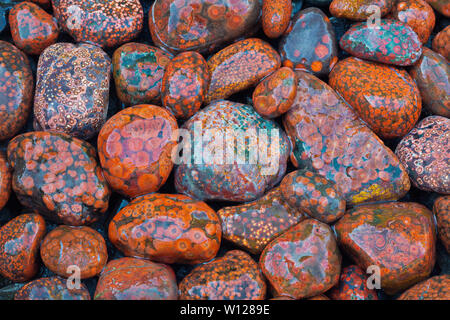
left=262, top=0, right=292, bottom=38
left=330, top=0, right=395, bottom=20
left=52, top=0, right=143, bottom=48
left=113, top=43, right=173, bottom=106
left=252, top=67, right=297, bottom=118
left=279, top=8, right=338, bottom=76
left=434, top=196, right=450, bottom=253
left=397, top=275, right=450, bottom=300
left=34, top=42, right=110, bottom=140
left=40, top=225, right=108, bottom=279
left=14, top=276, right=91, bottom=300
left=283, top=71, right=410, bottom=205
left=260, top=219, right=341, bottom=299
left=108, top=193, right=221, bottom=264
left=217, top=187, right=306, bottom=254
left=432, top=25, right=450, bottom=60
left=161, top=51, right=210, bottom=119
left=327, top=265, right=378, bottom=300
left=335, top=202, right=436, bottom=295
left=205, top=38, right=281, bottom=103
left=0, top=40, right=33, bottom=141
left=0, top=214, right=45, bottom=282
left=97, top=105, right=178, bottom=198
left=329, top=57, right=422, bottom=139
left=95, top=257, right=178, bottom=300
left=395, top=116, right=449, bottom=194
left=179, top=250, right=266, bottom=300
left=0, top=152, right=11, bottom=211
left=425, top=0, right=450, bottom=16
left=149, top=0, right=261, bottom=53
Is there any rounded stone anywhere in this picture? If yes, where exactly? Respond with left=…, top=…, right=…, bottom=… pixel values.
left=14, top=276, right=91, bottom=300
left=0, top=151, right=11, bottom=211
left=262, top=0, right=292, bottom=38
left=434, top=196, right=450, bottom=253
left=432, top=25, right=449, bottom=60
left=327, top=265, right=378, bottom=300
left=330, top=0, right=395, bottom=20
left=425, top=0, right=449, bottom=17
left=397, top=275, right=450, bottom=300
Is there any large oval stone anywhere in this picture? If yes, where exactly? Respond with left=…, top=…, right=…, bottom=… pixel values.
left=15, top=276, right=91, bottom=300
left=397, top=275, right=450, bottom=300
left=434, top=196, right=450, bottom=253
left=330, top=0, right=395, bottom=20
left=262, top=0, right=292, bottom=38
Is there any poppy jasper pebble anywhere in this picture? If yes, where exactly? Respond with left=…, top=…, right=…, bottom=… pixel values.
left=329, top=0, right=395, bottom=20
left=34, top=42, right=111, bottom=140
left=161, top=51, right=210, bottom=119
left=434, top=196, right=450, bottom=253
left=205, top=38, right=281, bottom=104
left=0, top=152, right=11, bottom=211
left=14, top=276, right=91, bottom=300
left=425, top=0, right=450, bottom=16
left=95, top=257, right=178, bottom=300
left=432, top=25, right=450, bottom=60
left=0, top=213, right=46, bottom=282
left=252, top=67, right=297, bottom=119
left=397, top=275, right=450, bottom=300
left=335, top=202, right=436, bottom=295
left=97, top=105, right=178, bottom=199
left=260, top=219, right=342, bottom=299
left=327, top=265, right=378, bottom=300
left=0, top=40, right=33, bottom=141
left=52, top=0, right=143, bottom=48
left=179, top=250, right=266, bottom=300
left=262, top=0, right=292, bottom=38
left=108, top=193, right=221, bottom=264
left=149, top=0, right=261, bottom=53
left=217, top=187, right=306, bottom=255
left=9, top=1, right=59, bottom=55
left=279, top=169, right=346, bottom=224
left=279, top=8, right=338, bottom=77
left=113, top=43, right=173, bottom=106
left=7, top=131, right=110, bottom=226
left=40, top=225, right=108, bottom=279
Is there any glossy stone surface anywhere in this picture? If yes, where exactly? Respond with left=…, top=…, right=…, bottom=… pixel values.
left=397, top=275, right=450, bottom=300
left=434, top=196, right=450, bottom=253
left=252, top=67, right=297, bottom=118
left=395, top=116, right=449, bottom=194
left=409, top=47, right=450, bottom=118
left=175, top=100, right=290, bottom=202
left=329, top=57, right=421, bottom=139
left=206, top=38, right=280, bottom=103
left=15, top=276, right=91, bottom=300
left=330, top=0, right=395, bottom=20
left=432, top=25, right=449, bottom=60
left=95, top=257, right=178, bottom=300
left=279, top=8, right=337, bottom=77
left=0, top=40, right=33, bottom=141
left=283, top=71, right=410, bottom=205
left=0, top=152, right=11, bottom=211
left=161, top=51, right=210, bottom=119
left=218, top=187, right=306, bottom=254
left=340, top=19, right=422, bottom=66
left=280, top=169, right=346, bottom=224
left=52, top=0, right=143, bottom=48
left=328, top=265, right=378, bottom=300
left=9, top=1, right=59, bottom=55
left=34, top=42, right=111, bottom=140
left=112, top=43, right=173, bottom=106
left=40, top=225, right=108, bottom=279
left=335, top=202, right=436, bottom=295
left=109, top=193, right=221, bottom=264
left=262, top=0, right=292, bottom=38
left=260, top=219, right=341, bottom=299
left=149, top=0, right=261, bottom=53
left=98, top=105, right=178, bottom=198
left=179, top=250, right=266, bottom=300
left=7, top=131, right=110, bottom=225
left=425, top=0, right=450, bottom=17
left=0, top=214, right=45, bottom=282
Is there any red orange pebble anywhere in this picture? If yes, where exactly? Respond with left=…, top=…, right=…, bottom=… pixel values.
left=425, top=0, right=450, bottom=16
left=252, top=67, right=297, bottom=118
left=9, top=1, right=59, bottom=55
left=327, top=265, right=378, bottom=300
left=94, top=257, right=178, bottom=300
left=330, top=0, right=395, bottom=20
left=397, top=275, right=450, bottom=300
left=0, top=214, right=46, bottom=282
left=262, top=0, right=292, bottom=38
left=433, top=196, right=450, bottom=253
left=0, top=152, right=11, bottom=211
left=97, top=105, right=178, bottom=198
left=15, top=276, right=91, bottom=300
left=179, top=250, right=266, bottom=300
left=40, top=225, right=108, bottom=279
left=161, top=51, right=210, bottom=119
left=432, top=25, right=450, bottom=60
left=109, top=193, right=221, bottom=264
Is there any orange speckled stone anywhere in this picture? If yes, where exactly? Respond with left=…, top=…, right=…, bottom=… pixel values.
left=0, top=213, right=46, bottom=282
left=179, top=250, right=266, bottom=300
left=161, top=51, right=210, bottom=119
left=397, top=275, right=450, bottom=300
left=9, top=1, right=59, bottom=55
left=262, top=0, right=292, bottom=38
left=15, top=276, right=91, bottom=300
left=252, top=67, right=297, bottom=118
left=40, top=225, right=108, bottom=279
left=205, top=38, right=281, bottom=104
left=260, top=219, right=341, bottom=299
left=95, top=257, right=178, bottom=300
left=425, top=0, right=450, bottom=17
left=109, top=193, right=221, bottom=264
left=97, top=105, right=178, bottom=198
left=432, top=25, right=450, bottom=60
left=218, top=187, right=306, bottom=254
left=330, top=0, right=395, bottom=20
left=433, top=196, right=450, bottom=253
left=327, top=265, right=378, bottom=300
left=329, top=57, right=421, bottom=139
left=308, top=294, right=330, bottom=300
left=0, top=152, right=11, bottom=211
left=335, top=202, right=436, bottom=295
